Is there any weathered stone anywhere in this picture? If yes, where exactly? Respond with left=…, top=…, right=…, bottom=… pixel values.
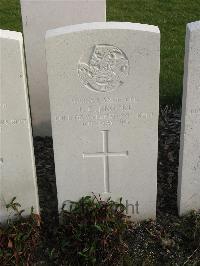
left=46, top=22, right=160, bottom=220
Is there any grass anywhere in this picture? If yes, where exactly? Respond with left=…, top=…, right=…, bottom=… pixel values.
left=0, top=0, right=200, bottom=105
left=107, top=0, right=200, bottom=105
left=0, top=0, right=22, bottom=32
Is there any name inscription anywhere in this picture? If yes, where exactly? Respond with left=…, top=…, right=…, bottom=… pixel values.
left=55, top=96, right=154, bottom=127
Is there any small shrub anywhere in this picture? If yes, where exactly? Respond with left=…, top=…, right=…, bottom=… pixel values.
left=57, top=195, right=131, bottom=265
left=0, top=197, right=41, bottom=266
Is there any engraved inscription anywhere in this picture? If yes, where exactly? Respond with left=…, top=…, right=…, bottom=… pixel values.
left=0, top=103, right=7, bottom=109
left=83, top=130, right=128, bottom=193
left=78, top=45, right=129, bottom=92
left=0, top=103, right=27, bottom=130
left=188, top=107, right=200, bottom=123
left=0, top=119, right=27, bottom=125
left=190, top=108, right=200, bottom=115
left=0, top=119, right=27, bottom=132
left=54, top=95, right=154, bottom=128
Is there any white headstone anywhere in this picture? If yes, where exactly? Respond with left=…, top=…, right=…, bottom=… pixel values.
left=0, top=30, right=39, bottom=222
left=20, top=0, right=106, bottom=136
left=46, top=22, right=160, bottom=220
left=178, top=21, right=200, bottom=215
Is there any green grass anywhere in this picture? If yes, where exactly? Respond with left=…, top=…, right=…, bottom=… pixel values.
left=0, top=0, right=22, bottom=32
left=107, top=0, right=200, bottom=105
left=0, top=0, right=200, bottom=105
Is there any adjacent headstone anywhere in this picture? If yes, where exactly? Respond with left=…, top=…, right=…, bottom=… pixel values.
left=0, top=30, right=39, bottom=222
left=20, top=0, right=106, bottom=136
left=46, top=22, right=160, bottom=220
left=178, top=21, right=200, bottom=215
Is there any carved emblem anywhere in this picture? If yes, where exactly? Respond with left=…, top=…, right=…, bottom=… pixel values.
left=78, top=45, right=129, bottom=92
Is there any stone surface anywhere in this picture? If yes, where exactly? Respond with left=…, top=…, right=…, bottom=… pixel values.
left=20, top=0, right=106, bottom=136
left=46, top=22, right=160, bottom=220
left=178, top=21, right=200, bottom=215
left=0, top=30, right=39, bottom=222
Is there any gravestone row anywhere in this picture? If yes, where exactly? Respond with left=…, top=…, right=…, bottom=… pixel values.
left=0, top=20, right=200, bottom=223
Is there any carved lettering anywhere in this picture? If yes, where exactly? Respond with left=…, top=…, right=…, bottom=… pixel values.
left=55, top=95, right=154, bottom=128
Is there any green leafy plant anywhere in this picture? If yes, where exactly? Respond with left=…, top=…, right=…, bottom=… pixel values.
left=1, top=197, right=199, bottom=265
left=57, top=195, right=131, bottom=265
left=0, top=197, right=41, bottom=266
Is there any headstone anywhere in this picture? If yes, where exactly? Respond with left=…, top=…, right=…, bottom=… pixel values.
left=0, top=29, right=39, bottom=222
left=46, top=22, right=160, bottom=220
left=20, top=0, right=106, bottom=136
left=178, top=21, right=200, bottom=215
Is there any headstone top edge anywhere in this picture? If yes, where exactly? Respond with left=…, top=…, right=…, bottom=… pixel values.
left=45, top=22, right=160, bottom=39
left=187, top=21, right=200, bottom=32
left=0, top=29, right=22, bottom=41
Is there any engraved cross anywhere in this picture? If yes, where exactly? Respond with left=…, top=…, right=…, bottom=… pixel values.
left=83, top=130, right=128, bottom=193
